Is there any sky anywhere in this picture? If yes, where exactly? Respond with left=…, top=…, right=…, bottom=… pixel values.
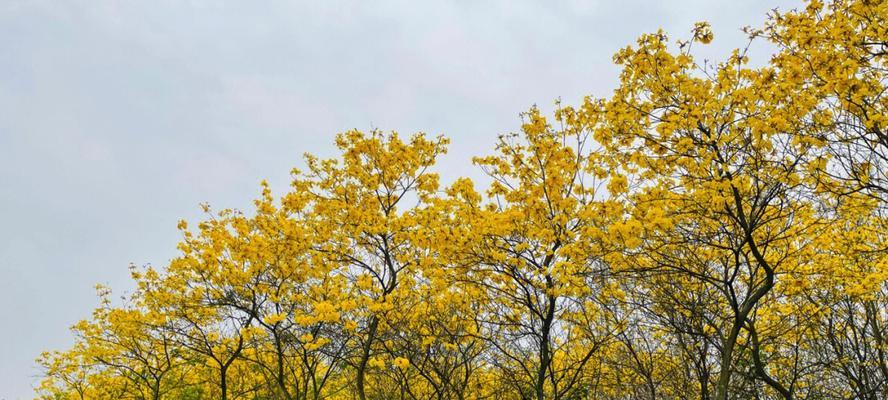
left=0, top=1, right=799, bottom=398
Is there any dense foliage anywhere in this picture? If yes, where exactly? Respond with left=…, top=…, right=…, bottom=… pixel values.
left=37, top=1, right=887, bottom=399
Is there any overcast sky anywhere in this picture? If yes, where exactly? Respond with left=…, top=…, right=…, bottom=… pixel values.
left=0, top=1, right=799, bottom=398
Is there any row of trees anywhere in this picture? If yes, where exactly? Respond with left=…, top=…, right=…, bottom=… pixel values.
left=38, top=1, right=887, bottom=399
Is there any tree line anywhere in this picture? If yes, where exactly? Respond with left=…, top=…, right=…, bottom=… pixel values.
left=38, top=1, right=888, bottom=399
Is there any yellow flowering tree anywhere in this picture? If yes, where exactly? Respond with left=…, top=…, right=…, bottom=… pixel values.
left=293, top=130, right=449, bottom=399
left=467, top=105, right=619, bottom=400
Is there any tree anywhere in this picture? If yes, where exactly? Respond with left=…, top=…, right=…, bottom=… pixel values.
left=295, top=130, right=449, bottom=400
left=466, top=106, right=618, bottom=400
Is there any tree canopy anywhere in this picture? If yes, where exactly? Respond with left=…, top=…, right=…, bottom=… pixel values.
left=37, top=1, right=888, bottom=399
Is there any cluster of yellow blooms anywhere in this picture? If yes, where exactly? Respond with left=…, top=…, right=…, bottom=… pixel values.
left=37, top=1, right=888, bottom=399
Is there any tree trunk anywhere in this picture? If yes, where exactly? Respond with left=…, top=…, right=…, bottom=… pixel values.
left=357, top=315, right=380, bottom=400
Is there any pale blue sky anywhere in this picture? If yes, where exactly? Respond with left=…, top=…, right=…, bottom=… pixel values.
left=0, top=1, right=797, bottom=398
